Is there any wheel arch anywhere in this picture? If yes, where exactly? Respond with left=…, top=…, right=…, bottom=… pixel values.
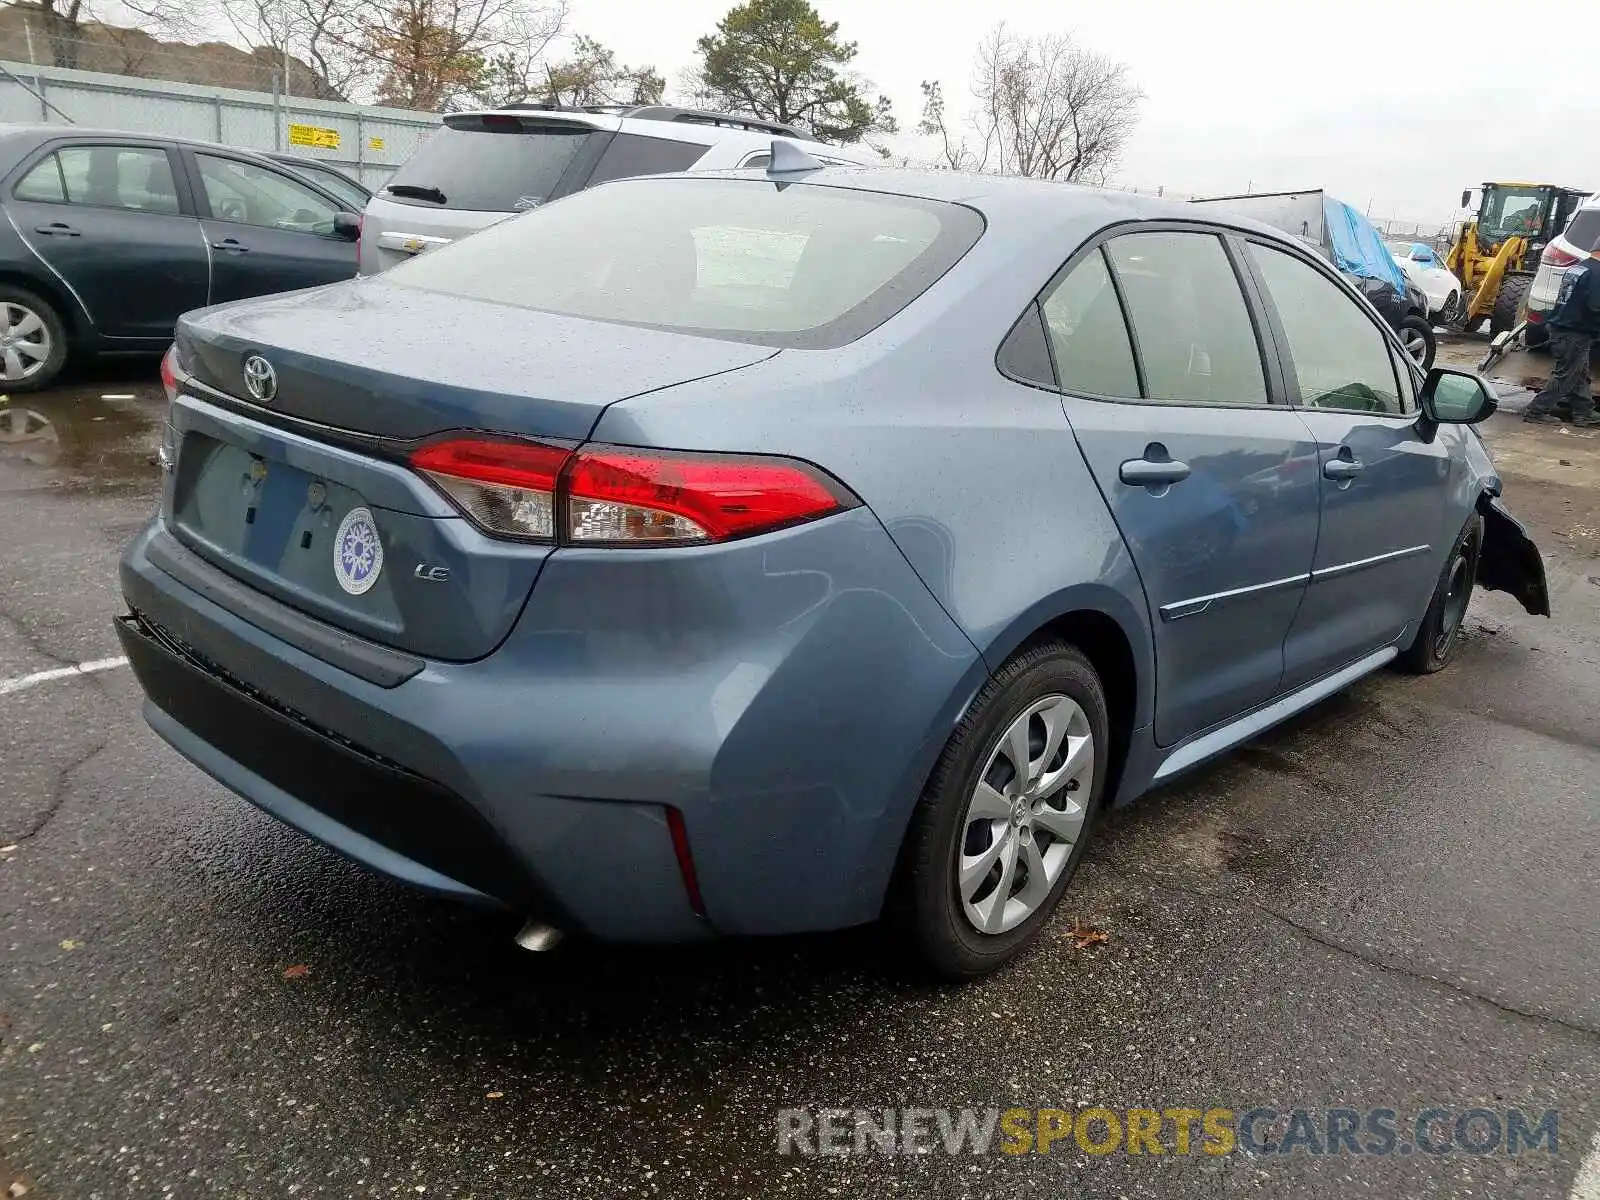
left=973, top=585, right=1154, bottom=818
left=0, top=267, right=82, bottom=338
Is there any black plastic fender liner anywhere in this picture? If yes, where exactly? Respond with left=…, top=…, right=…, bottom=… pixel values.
left=1476, top=493, right=1551, bottom=617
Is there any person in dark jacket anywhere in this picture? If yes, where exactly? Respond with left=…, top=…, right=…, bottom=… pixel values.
left=1525, top=251, right=1600, bottom=426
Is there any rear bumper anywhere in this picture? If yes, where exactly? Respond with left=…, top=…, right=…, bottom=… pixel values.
left=119, top=512, right=982, bottom=941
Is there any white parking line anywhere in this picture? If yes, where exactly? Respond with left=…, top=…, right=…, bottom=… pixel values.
left=1573, top=1131, right=1600, bottom=1200
left=0, top=656, right=128, bottom=697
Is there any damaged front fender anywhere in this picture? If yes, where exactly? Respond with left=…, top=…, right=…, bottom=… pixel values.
left=1477, top=494, right=1551, bottom=617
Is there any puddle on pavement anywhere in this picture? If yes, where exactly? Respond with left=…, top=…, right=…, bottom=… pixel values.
left=0, top=382, right=165, bottom=491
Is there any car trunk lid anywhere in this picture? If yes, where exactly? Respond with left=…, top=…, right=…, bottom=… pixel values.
left=165, top=281, right=776, bottom=661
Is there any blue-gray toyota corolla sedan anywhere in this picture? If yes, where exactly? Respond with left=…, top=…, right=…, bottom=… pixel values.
left=117, top=158, right=1550, bottom=978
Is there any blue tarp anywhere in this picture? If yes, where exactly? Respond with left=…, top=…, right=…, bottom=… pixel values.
left=1323, top=196, right=1408, bottom=292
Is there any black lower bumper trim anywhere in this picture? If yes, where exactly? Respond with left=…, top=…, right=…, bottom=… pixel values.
left=116, top=611, right=540, bottom=909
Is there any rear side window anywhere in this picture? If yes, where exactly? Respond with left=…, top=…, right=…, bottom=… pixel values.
left=385, top=177, right=983, bottom=349
left=1247, top=241, right=1402, bottom=415
left=384, top=121, right=593, bottom=212
left=586, top=134, right=706, bottom=187
left=1563, top=208, right=1600, bottom=253
left=1106, top=232, right=1268, bottom=406
left=1038, top=247, right=1138, bottom=396
left=16, top=145, right=180, bottom=214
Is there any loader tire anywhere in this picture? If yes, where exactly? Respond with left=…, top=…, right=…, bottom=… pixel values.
left=1491, top=274, right=1531, bottom=336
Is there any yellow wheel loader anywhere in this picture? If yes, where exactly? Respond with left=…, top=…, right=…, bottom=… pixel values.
left=1446, top=182, right=1589, bottom=334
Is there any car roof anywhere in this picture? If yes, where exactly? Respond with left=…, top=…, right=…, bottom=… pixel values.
left=437, top=108, right=879, bottom=164
left=0, top=122, right=312, bottom=168
left=657, top=163, right=1285, bottom=234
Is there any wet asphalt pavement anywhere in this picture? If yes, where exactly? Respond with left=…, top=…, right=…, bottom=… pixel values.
left=1, top=348, right=1597, bottom=1199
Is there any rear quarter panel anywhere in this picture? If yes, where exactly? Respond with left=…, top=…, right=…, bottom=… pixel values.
left=591, top=208, right=1157, bottom=752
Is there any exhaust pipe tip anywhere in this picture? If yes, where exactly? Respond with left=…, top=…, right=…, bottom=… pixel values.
left=514, top=921, right=564, bottom=953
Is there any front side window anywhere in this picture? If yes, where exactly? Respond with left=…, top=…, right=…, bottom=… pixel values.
left=197, top=155, right=338, bottom=233
left=1038, top=247, right=1138, bottom=397
left=385, top=177, right=983, bottom=349
left=1247, top=242, right=1402, bottom=415
left=19, top=145, right=180, bottom=214
left=1106, top=232, right=1269, bottom=406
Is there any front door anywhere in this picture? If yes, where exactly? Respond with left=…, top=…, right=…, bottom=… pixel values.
left=185, top=151, right=357, bottom=305
left=1241, top=239, right=1454, bottom=688
left=1042, top=229, right=1321, bottom=746
left=8, top=141, right=208, bottom=340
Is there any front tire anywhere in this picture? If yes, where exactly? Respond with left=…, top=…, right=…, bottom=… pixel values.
left=1398, top=314, right=1436, bottom=371
left=894, top=641, right=1109, bottom=979
left=1399, top=516, right=1483, bottom=674
left=1491, top=274, right=1531, bottom=336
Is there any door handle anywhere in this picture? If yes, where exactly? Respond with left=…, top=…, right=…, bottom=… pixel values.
left=211, top=239, right=249, bottom=253
left=1322, top=452, right=1364, bottom=481
left=1120, top=457, right=1192, bottom=487
left=34, top=222, right=79, bottom=236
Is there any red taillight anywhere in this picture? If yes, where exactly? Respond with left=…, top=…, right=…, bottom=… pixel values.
left=564, top=445, right=850, bottom=544
left=1543, top=244, right=1580, bottom=268
left=409, top=437, right=855, bottom=546
left=1527, top=310, right=1545, bottom=324
left=665, top=807, right=705, bottom=917
left=159, top=344, right=179, bottom=403
left=410, top=437, right=569, bottom=540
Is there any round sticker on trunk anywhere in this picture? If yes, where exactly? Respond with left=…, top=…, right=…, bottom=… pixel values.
left=334, top=506, right=383, bottom=595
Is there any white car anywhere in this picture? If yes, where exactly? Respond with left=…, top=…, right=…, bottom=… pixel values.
left=1386, top=240, right=1461, bottom=323
left=1526, top=195, right=1600, bottom=345
left=357, top=105, right=880, bottom=276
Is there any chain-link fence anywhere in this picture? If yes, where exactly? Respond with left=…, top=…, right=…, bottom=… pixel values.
left=0, top=48, right=438, bottom=189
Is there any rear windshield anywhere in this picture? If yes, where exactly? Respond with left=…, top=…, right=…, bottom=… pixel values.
left=383, top=119, right=594, bottom=212
left=1563, top=208, right=1600, bottom=253
left=384, top=177, right=984, bottom=348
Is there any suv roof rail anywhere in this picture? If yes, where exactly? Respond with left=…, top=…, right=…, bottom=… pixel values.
left=619, top=105, right=817, bottom=141
left=478, top=100, right=818, bottom=141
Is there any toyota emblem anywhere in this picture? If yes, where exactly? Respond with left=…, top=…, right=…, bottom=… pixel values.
left=242, top=355, right=277, bottom=404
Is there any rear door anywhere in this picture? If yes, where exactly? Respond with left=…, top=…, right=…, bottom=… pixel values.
left=183, top=150, right=356, bottom=303
left=1241, top=237, right=1454, bottom=688
left=7, top=139, right=208, bottom=340
left=1044, top=227, right=1321, bottom=745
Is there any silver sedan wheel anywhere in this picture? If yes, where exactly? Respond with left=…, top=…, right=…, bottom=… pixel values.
left=0, top=302, right=52, bottom=382
left=1400, top=324, right=1430, bottom=366
left=956, top=694, right=1093, bottom=935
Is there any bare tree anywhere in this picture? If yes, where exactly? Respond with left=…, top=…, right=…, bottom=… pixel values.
left=917, top=80, right=978, bottom=170
left=218, top=0, right=372, bottom=99
left=358, top=0, right=566, bottom=112
left=970, top=24, right=1141, bottom=183
left=531, top=34, right=662, bottom=109
left=922, top=24, right=1141, bottom=183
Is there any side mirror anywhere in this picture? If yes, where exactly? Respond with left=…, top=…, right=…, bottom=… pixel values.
left=1460, top=189, right=1471, bottom=210
left=332, top=212, right=362, bottom=241
left=1420, top=367, right=1497, bottom=439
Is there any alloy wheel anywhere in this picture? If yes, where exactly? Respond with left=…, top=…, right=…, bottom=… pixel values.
left=1434, top=552, right=1471, bottom=658
left=956, top=694, right=1093, bottom=935
left=1401, top=325, right=1430, bottom=366
left=0, top=302, right=52, bottom=382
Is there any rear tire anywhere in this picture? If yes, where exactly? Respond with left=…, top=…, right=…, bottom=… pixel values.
left=1490, top=274, right=1531, bottom=336
left=1398, top=314, right=1436, bottom=371
left=893, top=641, right=1109, bottom=980
left=1398, top=516, right=1483, bottom=674
left=0, top=285, right=67, bottom=393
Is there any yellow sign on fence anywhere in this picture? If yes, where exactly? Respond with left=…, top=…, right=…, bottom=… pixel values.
left=287, top=123, right=341, bottom=149
left=368, top=136, right=385, bottom=151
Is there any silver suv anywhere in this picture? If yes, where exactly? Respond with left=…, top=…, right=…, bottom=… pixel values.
left=358, top=104, right=878, bottom=275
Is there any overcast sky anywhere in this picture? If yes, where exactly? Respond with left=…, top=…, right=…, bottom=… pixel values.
left=568, top=0, right=1600, bottom=225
